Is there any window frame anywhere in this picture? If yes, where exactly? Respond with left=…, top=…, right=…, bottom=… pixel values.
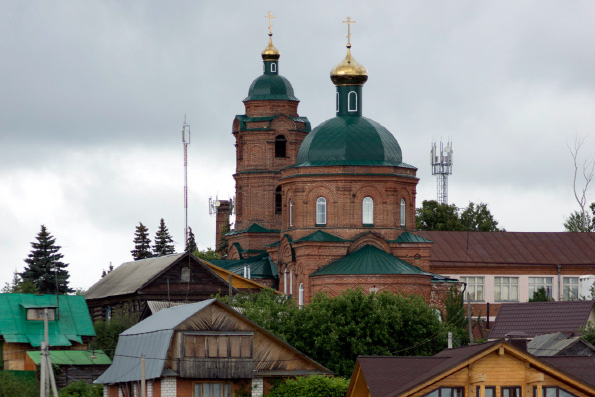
left=563, top=277, right=579, bottom=300
left=275, top=186, right=282, bottom=215
left=316, top=197, right=327, bottom=226
left=299, top=283, right=304, bottom=308
left=183, top=332, right=253, bottom=359
left=459, top=276, right=485, bottom=302
left=274, top=135, right=287, bottom=158
left=400, top=198, right=406, bottom=226
left=289, top=199, right=293, bottom=227
left=362, top=196, right=374, bottom=225
left=494, top=277, right=519, bottom=302
left=501, top=386, right=522, bottom=397
left=528, top=277, right=553, bottom=299
left=476, top=386, right=496, bottom=397
left=348, top=91, right=358, bottom=112
left=423, top=387, right=465, bottom=397
left=193, top=382, right=232, bottom=397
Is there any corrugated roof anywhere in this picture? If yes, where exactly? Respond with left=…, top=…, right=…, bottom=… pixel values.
left=226, top=223, right=280, bottom=236
left=391, top=232, right=433, bottom=243
left=211, top=253, right=278, bottom=279
left=295, top=230, right=350, bottom=243
left=310, top=245, right=428, bottom=276
left=85, top=253, right=185, bottom=299
left=527, top=332, right=585, bottom=356
left=27, top=349, right=112, bottom=365
left=0, top=294, right=95, bottom=347
left=418, top=231, right=595, bottom=267
left=488, top=301, right=595, bottom=339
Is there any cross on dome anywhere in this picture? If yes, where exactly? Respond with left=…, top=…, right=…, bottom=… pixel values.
left=343, top=16, right=355, bottom=47
left=266, top=11, right=276, bottom=35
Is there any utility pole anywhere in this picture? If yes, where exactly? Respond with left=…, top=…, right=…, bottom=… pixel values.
left=40, top=308, right=59, bottom=396
left=182, top=116, right=191, bottom=248
left=467, top=293, right=473, bottom=345
left=141, top=354, right=146, bottom=397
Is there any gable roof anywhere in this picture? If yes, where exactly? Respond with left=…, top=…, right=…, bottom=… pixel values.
left=528, top=332, right=595, bottom=356
left=390, top=232, right=433, bottom=244
left=295, top=230, right=351, bottom=243
left=310, top=244, right=429, bottom=276
left=488, top=301, right=595, bottom=339
left=96, top=299, right=330, bottom=384
left=226, top=223, right=279, bottom=236
left=417, top=231, right=595, bottom=267
left=0, top=294, right=95, bottom=347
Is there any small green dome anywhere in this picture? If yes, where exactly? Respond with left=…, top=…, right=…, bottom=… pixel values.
left=295, top=116, right=403, bottom=166
left=244, top=74, right=299, bottom=102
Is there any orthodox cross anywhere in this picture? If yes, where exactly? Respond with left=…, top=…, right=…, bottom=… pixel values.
left=343, top=16, right=355, bottom=46
left=266, top=11, right=276, bottom=35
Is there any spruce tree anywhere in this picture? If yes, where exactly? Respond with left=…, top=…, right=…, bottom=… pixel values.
left=185, top=227, right=198, bottom=254
left=153, top=218, right=175, bottom=256
left=20, top=225, right=73, bottom=294
left=131, top=223, right=153, bottom=260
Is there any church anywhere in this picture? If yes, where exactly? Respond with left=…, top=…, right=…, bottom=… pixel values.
left=210, top=19, right=455, bottom=307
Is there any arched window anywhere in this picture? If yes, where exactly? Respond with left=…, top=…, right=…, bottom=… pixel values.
left=275, top=135, right=287, bottom=158
left=283, top=270, right=288, bottom=295
left=289, top=199, right=293, bottom=227
left=348, top=91, right=358, bottom=112
left=336, top=92, right=339, bottom=112
left=299, top=283, right=304, bottom=307
left=275, top=186, right=282, bottom=214
left=271, top=63, right=277, bottom=73
left=290, top=269, right=293, bottom=295
left=316, top=197, right=326, bottom=225
left=362, top=197, right=373, bottom=225
left=400, top=198, right=406, bottom=226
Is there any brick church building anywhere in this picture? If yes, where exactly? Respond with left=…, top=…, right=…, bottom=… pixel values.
left=211, top=29, right=456, bottom=306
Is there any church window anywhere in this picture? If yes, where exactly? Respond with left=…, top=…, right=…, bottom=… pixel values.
left=271, top=63, right=276, bottom=73
left=290, top=269, right=293, bottom=295
left=316, top=197, right=327, bottom=225
left=400, top=198, right=406, bottom=226
left=275, top=186, right=282, bottom=214
left=336, top=92, right=339, bottom=112
left=362, top=197, right=373, bottom=225
left=348, top=91, right=357, bottom=112
left=299, top=283, right=304, bottom=307
left=275, top=135, right=287, bottom=158
left=289, top=199, right=293, bottom=227
left=283, top=270, right=288, bottom=294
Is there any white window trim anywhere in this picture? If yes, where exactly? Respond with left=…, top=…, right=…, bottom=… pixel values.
left=299, top=283, right=304, bottom=307
left=400, top=199, right=406, bottom=226
left=362, top=197, right=373, bottom=224
left=336, top=92, right=339, bottom=112
left=316, top=197, right=327, bottom=225
left=348, top=91, right=357, bottom=112
left=271, top=63, right=276, bottom=73
left=495, top=276, right=519, bottom=302
left=289, top=199, right=293, bottom=227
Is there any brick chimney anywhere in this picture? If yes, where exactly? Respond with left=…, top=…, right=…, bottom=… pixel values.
left=215, top=200, right=231, bottom=257
left=505, top=331, right=529, bottom=351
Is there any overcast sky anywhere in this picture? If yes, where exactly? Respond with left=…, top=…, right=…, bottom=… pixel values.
left=1, top=1, right=594, bottom=291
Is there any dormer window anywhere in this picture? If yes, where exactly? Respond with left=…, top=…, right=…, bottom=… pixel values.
left=27, top=308, right=55, bottom=321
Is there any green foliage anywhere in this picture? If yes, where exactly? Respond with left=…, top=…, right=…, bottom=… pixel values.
left=219, top=289, right=447, bottom=378
left=131, top=222, right=152, bottom=260
left=564, top=204, right=595, bottom=232
left=185, top=226, right=198, bottom=253
left=529, top=286, right=553, bottom=302
left=153, top=218, right=175, bottom=256
left=217, top=221, right=231, bottom=254
left=416, top=200, right=503, bottom=231
left=0, top=371, right=38, bottom=397
left=59, top=380, right=103, bottom=397
left=580, top=321, right=595, bottom=346
left=101, top=263, right=114, bottom=278
left=93, top=310, right=139, bottom=360
left=443, top=285, right=469, bottom=346
left=267, top=375, right=349, bottom=397
left=21, top=225, right=73, bottom=294
left=193, top=248, right=221, bottom=262
left=2, top=271, right=39, bottom=293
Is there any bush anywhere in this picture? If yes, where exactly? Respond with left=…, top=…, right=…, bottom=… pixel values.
left=59, top=380, right=103, bottom=397
left=0, top=371, right=38, bottom=397
left=267, top=375, right=349, bottom=397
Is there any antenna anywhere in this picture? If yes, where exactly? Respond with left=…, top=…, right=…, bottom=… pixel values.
left=431, top=140, right=453, bottom=204
left=182, top=116, right=191, bottom=247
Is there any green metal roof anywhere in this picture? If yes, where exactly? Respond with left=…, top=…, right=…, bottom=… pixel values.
left=310, top=245, right=428, bottom=277
left=295, top=116, right=404, bottom=167
left=391, top=232, right=434, bottom=243
left=295, top=230, right=351, bottom=243
left=27, top=349, right=112, bottom=365
left=0, top=294, right=95, bottom=347
left=211, top=253, right=279, bottom=279
left=226, top=223, right=280, bottom=236
left=244, top=74, right=299, bottom=101
left=235, top=114, right=311, bottom=133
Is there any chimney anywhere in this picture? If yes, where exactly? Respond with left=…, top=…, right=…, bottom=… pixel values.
left=505, top=331, right=529, bottom=351
left=215, top=200, right=231, bottom=256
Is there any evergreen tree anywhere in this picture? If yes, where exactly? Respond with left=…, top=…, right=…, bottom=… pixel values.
left=153, top=218, right=175, bottom=256
left=185, top=227, right=198, bottom=253
left=20, top=225, right=73, bottom=294
left=131, top=223, right=153, bottom=260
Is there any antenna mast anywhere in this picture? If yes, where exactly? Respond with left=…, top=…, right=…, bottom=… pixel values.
left=431, top=140, right=453, bottom=204
left=182, top=116, right=191, bottom=247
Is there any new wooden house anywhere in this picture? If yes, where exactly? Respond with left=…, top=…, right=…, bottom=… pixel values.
left=95, top=298, right=331, bottom=397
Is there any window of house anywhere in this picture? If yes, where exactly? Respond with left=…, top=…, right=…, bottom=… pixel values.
left=348, top=91, right=357, bottom=111
left=400, top=199, right=406, bottom=226
left=423, top=387, right=465, bottom=397
left=275, top=135, right=287, bottom=158
left=289, top=199, right=293, bottom=227
left=27, top=308, right=55, bottom=321
left=362, top=197, right=373, bottom=225
left=316, top=197, right=326, bottom=225
left=501, top=387, right=521, bottom=397
left=494, top=277, right=519, bottom=302
left=194, top=383, right=232, bottom=397
left=528, top=277, right=553, bottom=299
left=275, top=186, right=282, bottom=214
left=563, top=277, right=579, bottom=300
left=299, top=283, right=304, bottom=308
left=539, top=386, right=578, bottom=397
left=184, top=333, right=253, bottom=359
left=459, top=277, right=484, bottom=301
left=180, top=266, right=190, bottom=282
left=476, top=386, right=495, bottom=397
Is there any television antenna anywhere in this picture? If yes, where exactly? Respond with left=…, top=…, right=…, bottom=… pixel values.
left=182, top=116, right=190, bottom=247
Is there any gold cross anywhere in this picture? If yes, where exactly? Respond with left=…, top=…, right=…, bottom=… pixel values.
left=343, top=16, right=356, bottom=46
left=266, top=11, right=276, bottom=35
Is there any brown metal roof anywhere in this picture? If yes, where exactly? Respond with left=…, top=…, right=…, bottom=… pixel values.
left=488, top=301, right=595, bottom=339
left=540, top=356, right=595, bottom=388
left=417, top=231, right=595, bottom=267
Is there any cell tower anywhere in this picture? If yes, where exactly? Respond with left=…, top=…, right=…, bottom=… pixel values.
left=182, top=116, right=190, bottom=247
left=431, top=140, right=453, bottom=204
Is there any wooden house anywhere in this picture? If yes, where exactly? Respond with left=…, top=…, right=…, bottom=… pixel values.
left=346, top=341, right=595, bottom=397
left=95, top=298, right=331, bottom=397
left=85, top=252, right=270, bottom=321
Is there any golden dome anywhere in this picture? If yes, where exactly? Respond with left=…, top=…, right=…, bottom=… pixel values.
left=330, top=45, right=368, bottom=86
left=262, top=34, right=280, bottom=61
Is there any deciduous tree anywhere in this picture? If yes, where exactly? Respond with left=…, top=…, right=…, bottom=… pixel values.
left=566, top=135, right=594, bottom=232
left=416, top=200, right=503, bottom=231
left=131, top=223, right=152, bottom=260
left=268, top=375, right=349, bottom=397
left=153, top=218, right=175, bottom=256
left=20, top=225, right=73, bottom=294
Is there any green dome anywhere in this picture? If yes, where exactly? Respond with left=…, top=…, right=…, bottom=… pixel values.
left=244, top=74, right=299, bottom=102
left=295, top=116, right=403, bottom=166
